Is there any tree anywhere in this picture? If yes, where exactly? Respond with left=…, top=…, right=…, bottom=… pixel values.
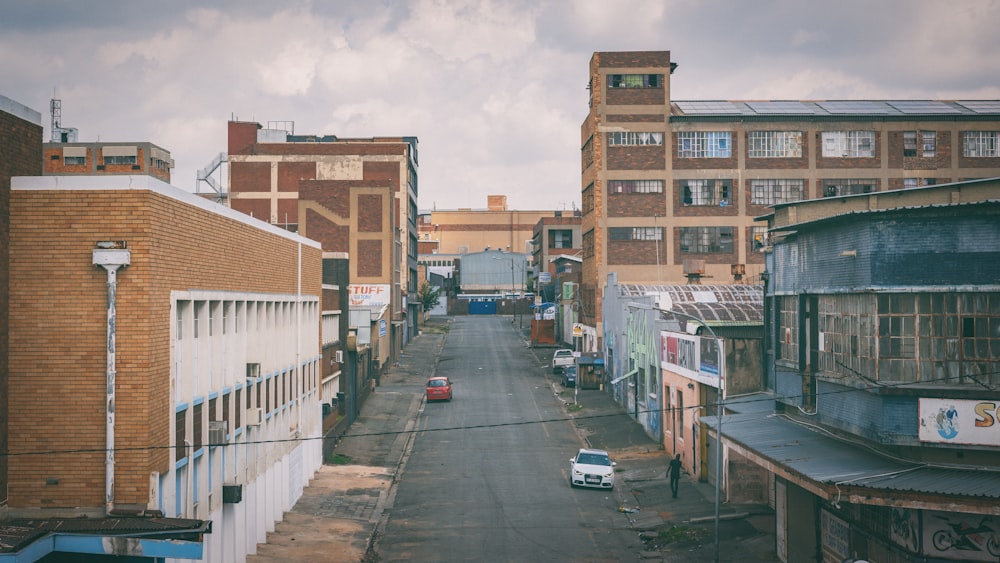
left=418, top=282, right=441, bottom=312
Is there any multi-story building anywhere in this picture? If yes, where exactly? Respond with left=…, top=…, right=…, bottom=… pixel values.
left=417, top=195, right=562, bottom=256
left=580, top=50, right=1000, bottom=349
left=0, top=95, right=43, bottom=516
left=742, top=179, right=1000, bottom=561
left=42, top=140, right=173, bottom=183
left=530, top=212, right=582, bottom=304
left=226, top=120, right=419, bottom=370
left=6, top=174, right=323, bottom=561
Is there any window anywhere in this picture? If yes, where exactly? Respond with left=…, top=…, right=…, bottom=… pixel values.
left=609, top=227, right=663, bottom=241
left=607, top=179, right=664, bottom=194
left=963, top=131, right=1000, bottom=157
left=64, top=156, right=86, bottom=165
left=607, top=131, right=663, bottom=146
left=823, top=179, right=876, bottom=197
left=904, top=131, right=937, bottom=157
left=679, top=227, right=734, bottom=253
left=678, top=131, right=731, bottom=158
left=549, top=229, right=573, bottom=249
left=903, top=178, right=937, bottom=189
left=821, top=131, right=875, bottom=157
left=751, top=226, right=768, bottom=252
left=607, top=74, right=662, bottom=88
left=748, top=131, right=802, bottom=158
left=680, top=179, right=731, bottom=206
left=104, top=155, right=137, bottom=165
left=751, top=179, right=804, bottom=205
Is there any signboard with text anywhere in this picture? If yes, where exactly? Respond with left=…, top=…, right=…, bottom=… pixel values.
left=349, top=284, right=391, bottom=308
left=919, top=398, right=1000, bottom=446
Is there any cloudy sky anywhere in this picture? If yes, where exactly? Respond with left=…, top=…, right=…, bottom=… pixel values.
left=3, top=0, right=999, bottom=211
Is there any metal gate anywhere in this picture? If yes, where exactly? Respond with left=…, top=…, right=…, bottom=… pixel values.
left=468, top=300, right=498, bottom=315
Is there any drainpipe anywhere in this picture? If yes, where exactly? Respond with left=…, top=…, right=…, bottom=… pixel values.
left=93, top=241, right=131, bottom=516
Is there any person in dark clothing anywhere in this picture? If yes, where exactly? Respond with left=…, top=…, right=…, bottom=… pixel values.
left=668, top=454, right=682, bottom=498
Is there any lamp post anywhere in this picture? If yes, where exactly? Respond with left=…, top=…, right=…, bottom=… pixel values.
left=661, top=308, right=726, bottom=563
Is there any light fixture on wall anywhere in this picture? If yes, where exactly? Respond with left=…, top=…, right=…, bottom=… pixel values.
left=687, top=383, right=694, bottom=390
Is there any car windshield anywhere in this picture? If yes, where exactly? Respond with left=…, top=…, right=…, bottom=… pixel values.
left=428, top=380, right=448, bottom=387
left=577, top=453, right=610, bottom=466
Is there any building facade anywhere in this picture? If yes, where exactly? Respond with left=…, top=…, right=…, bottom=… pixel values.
left=0, top=95, right=43, bottom=516
left=7, top=175, right=323, bottom=561
left=226, top=120, right=419, bottom=369
left=417, top=195, right=561, bottom=256
left=43, top=141, right=173, bottom=183
left=580, top=50, right=1000, bottom=349
left=749, top=179, right=1000, bottom=562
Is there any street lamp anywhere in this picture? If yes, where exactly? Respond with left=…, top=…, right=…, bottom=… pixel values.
left=660, top=308, right=726, bottom=563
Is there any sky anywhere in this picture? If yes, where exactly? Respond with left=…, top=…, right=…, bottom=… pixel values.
left=3, top=0, right=1000, bottom=212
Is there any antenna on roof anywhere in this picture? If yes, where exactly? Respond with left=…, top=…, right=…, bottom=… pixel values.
left=49, top=96, right=78, bottom=143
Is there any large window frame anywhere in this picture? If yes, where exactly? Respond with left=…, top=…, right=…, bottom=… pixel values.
left=609, top=227, right=663, bottom=241
left=821, top=131, right=875, bottom=158
left=963, top=131, right=1000, bottom=157
left=607, top=131, right=663, bottom=146
left=823, top=179, right=876, bottom=197
left=608, top=179, right=664, bottom=194
left=607, top=74, right=662, bottom=88
left=751, top=179, right=804, bottom=205
left=678, top=131, right=732, bottom=158
left=903, top=130, right=936, bottom=157
left=680, top=179, right=731, bottom=206
left=679, top=227, right=734, bottom=253
left=748, top=131, right=802, bottom=158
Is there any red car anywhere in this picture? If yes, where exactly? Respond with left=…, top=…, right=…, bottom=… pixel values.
left=425, top=376, right=453, bottom=402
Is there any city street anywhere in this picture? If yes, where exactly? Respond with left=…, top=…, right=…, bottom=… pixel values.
left=374, top=316, right=642, bottom=561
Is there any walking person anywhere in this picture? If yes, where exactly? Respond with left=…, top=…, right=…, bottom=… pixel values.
left=668, top=454, right=682, bottom=498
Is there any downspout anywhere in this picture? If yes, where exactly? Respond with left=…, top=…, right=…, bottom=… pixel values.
left=296, top=241, right=302, bottom=439
left=92, top=242, right=131, bottom=516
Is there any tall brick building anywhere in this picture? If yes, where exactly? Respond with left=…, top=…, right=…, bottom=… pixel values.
left=580, top=50, right=1000, bottom=347
left=226, top=121, right=418, bottom=371
left=7, top=175, right=322, bottom=561
left=42, top=140, right=173, bottom=183
left=0, top=95, right=43, bottom=515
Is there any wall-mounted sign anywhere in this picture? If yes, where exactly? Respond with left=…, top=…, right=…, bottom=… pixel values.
left=349, top=284, right=390, bottom=307
left=919, top=398, right=1000, bottom=446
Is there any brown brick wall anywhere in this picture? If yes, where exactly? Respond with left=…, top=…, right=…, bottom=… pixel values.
left=606, top=88, right=666, bottom=106
left=357, top=239, right=382, bottom=277
left=607, top=193, right=666, bottom=217
left=358, top=194, right=383, bottom=232
left=8, top=188, right=321, bottom=510
left=608, top=240, right=664, bottom=265
left=596, top=51, right=672, bottom=69
left=278, top=161, right=315, bottom=192
left=607, top=145, right=665, bottom=170
left=606, top=114, right=665, bottom=123
left=228, top=121, right=260, bottom=155
left=1, top=107, right=43, bottom=509
left=230, top=161, right=271, bottom=193
left=232, top=198, right=270, bottom=222
left=886, top=130, right=952, bottom=170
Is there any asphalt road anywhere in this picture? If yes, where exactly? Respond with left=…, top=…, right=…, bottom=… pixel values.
left=372, top=316, right=643, bottom=562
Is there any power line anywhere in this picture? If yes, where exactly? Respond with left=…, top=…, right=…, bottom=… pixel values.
left=4, top=369, right=998, bottom=458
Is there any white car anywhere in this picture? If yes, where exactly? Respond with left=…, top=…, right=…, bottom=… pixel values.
left=569, top=448, right=616, bottom=489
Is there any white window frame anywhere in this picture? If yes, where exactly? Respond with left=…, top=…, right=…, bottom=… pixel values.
left=607, top=179, right=664, bottom=194
left=748, top=131, right=802, bottom=158
left=963, top=131, right=999, bottom=157
left=750, top=179, right=804, bottom=206
left=678, top=131, right=732, bottom=158
left=821, top=131, right=875, bottom=158
left=607, top=131, right=663, bottom=146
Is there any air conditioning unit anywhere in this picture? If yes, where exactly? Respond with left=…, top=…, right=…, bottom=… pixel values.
left=335, top=350, right=343, bottom=363
left=246, top=408, right=263, bottom=427
left=209, top=420, right=228, bottom=445
left=222, top=484, right=243, bottom=504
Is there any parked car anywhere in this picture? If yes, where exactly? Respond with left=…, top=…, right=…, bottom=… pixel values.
left=562, top=365, right=577, bottom=387
left=425, top=376, right=452, bottom=402
left=569, top=448, right=616, bottom=489
left=551, top=349, right=575, bottom=373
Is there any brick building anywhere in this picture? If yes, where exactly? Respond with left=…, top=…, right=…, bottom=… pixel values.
left=7, top=175, right=323, bottom=561
left=226, top=121, right=418, bottom=371
left=417, top=195, right=561, bottom=256
left=0, top=95, right=43, bottom=516
left=580, top=50, right=1000, bottom=349
left=42, top=141, right=173, bottom=183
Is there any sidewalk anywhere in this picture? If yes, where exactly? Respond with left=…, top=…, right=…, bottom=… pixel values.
left=250, top=317, right=776, bottom=562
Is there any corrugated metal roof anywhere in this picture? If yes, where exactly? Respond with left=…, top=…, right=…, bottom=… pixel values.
left=705, top=396, right=1000, bottom=501
left=672, top=99, right=1000, bottom=118
left=618, top=283, right=763, bottom=324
